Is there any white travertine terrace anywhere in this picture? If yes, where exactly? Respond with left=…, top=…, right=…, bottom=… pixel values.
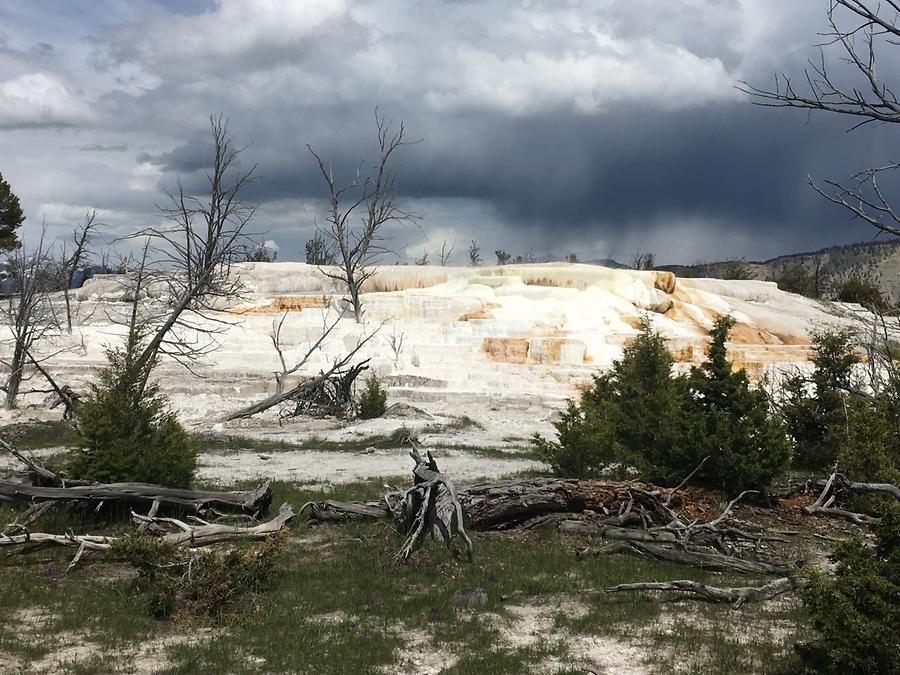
left=0, top=261, right=863, bottom=482
left=62, top=262, right=853, bottom=414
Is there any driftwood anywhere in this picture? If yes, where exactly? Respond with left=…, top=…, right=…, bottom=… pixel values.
left=0, top=478, right=274, bottom=517
left=386, top=442, right=473, bottom=562
left=0, top=502, right=295, bottom=571
left=303, top=478, right=673, bottom=531
left=303, top=472, right=793, bottom=575
left=803, top=472, right=883, bottom=525
left=606, top=576, right=807, bottom=609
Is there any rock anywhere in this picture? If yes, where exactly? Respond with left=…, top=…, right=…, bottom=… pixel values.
left=382, top=402, right=433, bottom=420
left=452, top=587, right=488, bottom=608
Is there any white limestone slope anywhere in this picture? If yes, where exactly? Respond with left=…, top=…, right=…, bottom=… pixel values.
left=8, top=262, right=857, bottom=440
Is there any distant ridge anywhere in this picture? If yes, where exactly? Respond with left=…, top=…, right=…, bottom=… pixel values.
left=655, top=238, right=900, bottom=300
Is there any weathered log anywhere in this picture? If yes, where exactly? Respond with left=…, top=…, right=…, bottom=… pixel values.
left=803, top=504, right=881, bottom=525
left=803, top=472, right=883, bottom=525
left=606, top=576, right=806, bottom=608
left=0, top=503, right=296, bottom=568
left=0, top=478, right=273, bottom=517
left=303, top=479, right=673, bottom=531
left=300, top=499, right=390, bottom=523
left=458, top=478, right=585, bottom=529
left=590, top=540, right=794, bottom=576
left=132, top=501, right=295, bottom=546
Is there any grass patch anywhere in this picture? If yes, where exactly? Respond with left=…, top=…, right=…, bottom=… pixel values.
left=0, top=419, right=79, bottom=450
left=0, top=479, right=812, bottom=674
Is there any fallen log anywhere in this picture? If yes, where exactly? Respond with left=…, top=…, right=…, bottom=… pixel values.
left=0, top=478, right=273, bottom=517
left=0, top=502, right=296, bottom=570
left=305, top=479, right=680, bottom=531
left=589, top=540, right=794, bottom=576
left=300, top=499, right=390, bottom=523
left=606, top=576, right=806, bottom=608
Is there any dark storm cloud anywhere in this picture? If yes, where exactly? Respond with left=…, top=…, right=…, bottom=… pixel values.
left=1, top=0, right=897, bottom=262
left=147, top=98, right=888, bottom=259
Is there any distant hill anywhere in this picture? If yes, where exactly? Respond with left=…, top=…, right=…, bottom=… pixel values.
left=655, top=238, right=900, bottom=301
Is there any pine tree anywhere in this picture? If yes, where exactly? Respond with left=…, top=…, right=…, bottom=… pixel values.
left=0, top=172, right=25, bottom=251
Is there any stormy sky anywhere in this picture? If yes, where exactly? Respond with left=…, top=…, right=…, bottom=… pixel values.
left=2, top=0, right=899, bottom=265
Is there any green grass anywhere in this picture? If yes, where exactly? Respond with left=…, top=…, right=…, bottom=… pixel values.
left=0, top=419, right=79, bottom=450
left=0, top=479, right=810, bottom=674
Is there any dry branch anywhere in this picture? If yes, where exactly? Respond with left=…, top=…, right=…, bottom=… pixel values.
left=803, top=472, right=886, bottom=525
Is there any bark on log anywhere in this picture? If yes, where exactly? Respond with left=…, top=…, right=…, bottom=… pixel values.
left=0, top=478, right=273, bottom=517
left=606, top=576, right=806, bottom=608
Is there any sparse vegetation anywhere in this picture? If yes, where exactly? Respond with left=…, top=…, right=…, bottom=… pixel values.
left=0, top=171, right=25, bottom=250
left=0, top=479, right=812, bottom=675
left=772, top=264, right=818, bottom=297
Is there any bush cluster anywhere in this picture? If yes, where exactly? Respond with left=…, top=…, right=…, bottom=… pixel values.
left=798, top=504, right=900, bottom=674
left=68, top=329, right=197, bottom=488
left=535, top=316, right=790, bottom=494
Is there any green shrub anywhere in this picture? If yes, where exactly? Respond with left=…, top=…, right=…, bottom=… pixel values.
left=68, top=328, right=196, bottom=488
left=534, top=320, right=700, bottom=481
left=772, top=264, right=818, bottom=297
left=798, top=504, right=900, bottom=674
left=358, top=374, right=387, bottom=419
left=687, top=316, right=791, bottom=494
left=834, top=277, right=888, bottom=310
left=533, top=394, right=633, bottom=479
left=605, top=322, right=701, bottom=486
left=535, top=316, right=789, bottom=493
left=780, top=330, right=859, bottom=472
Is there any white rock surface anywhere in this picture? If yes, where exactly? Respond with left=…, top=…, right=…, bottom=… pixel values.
left=2, top=262, right=862, bottom=446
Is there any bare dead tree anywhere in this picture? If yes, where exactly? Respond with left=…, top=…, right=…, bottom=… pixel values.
left=630, top=251, right=655, bottom=270
left=468, top=240, right=481, bottom=266
left=414, top=249, right=428, bottom=266
left=1, top=229, right=61, bottom=408
left=219, top=319, right=382, bottom=422
left=308, top=110, right=417, bottom=321
left=129, top=114, right=258, bottom=387
left=59, top=210, right=99, bottom=334
left=438, top=239, right=454, bottom=266
left=740, top=0, right=900, bottom=238
left=386, top=325, right=405, bottom=367
left=270, top=308, right=345, bottom=396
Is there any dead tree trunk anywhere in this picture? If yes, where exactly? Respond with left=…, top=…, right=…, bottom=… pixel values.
left=386, top=442, right=473, bottom=562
